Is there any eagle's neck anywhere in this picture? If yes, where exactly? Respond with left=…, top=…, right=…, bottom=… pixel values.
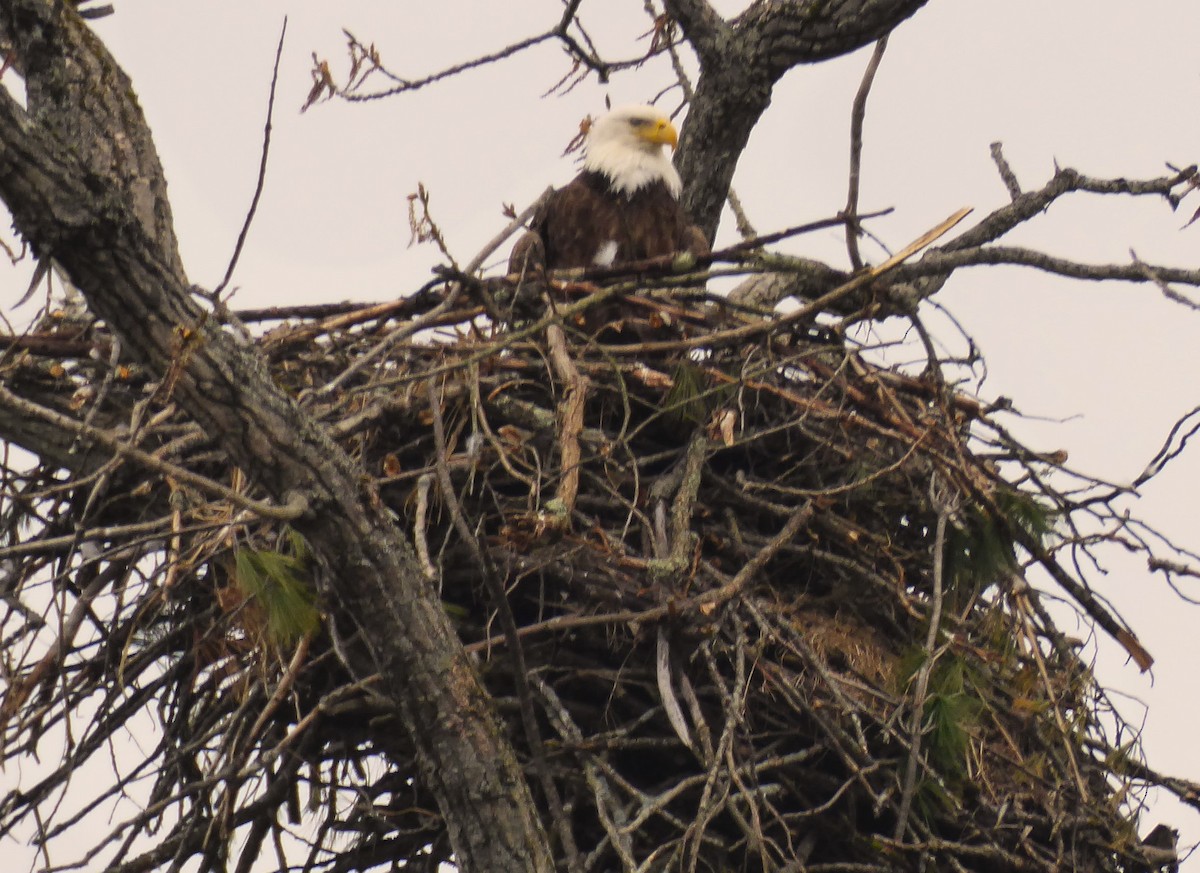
left=583, top=140, right=682, bottom=199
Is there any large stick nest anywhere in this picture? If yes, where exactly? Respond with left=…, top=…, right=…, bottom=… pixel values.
left=0, top=274, right=1177, bottom=873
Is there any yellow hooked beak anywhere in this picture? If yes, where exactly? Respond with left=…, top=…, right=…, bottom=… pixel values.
left=640, top=117, right=679, bottom=150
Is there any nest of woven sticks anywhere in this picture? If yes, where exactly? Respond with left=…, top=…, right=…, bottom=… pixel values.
left=0, top=276, right=1163, bottom=873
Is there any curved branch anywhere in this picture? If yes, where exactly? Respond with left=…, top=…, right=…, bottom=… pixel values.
left=662, top=0, right=730, bottom=62
left=733, top=0, right=929, bottom=74
left=941, top=166, right=1193, bottom=253
left=896, top=246, right=1200, bottom=287
left=0, top=4, right=552, bottom=871
left=337, top=30, right=558, bottom=103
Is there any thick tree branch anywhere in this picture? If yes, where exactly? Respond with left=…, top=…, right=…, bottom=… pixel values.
left=670, top=0, right=930, bottom=238
left=0, top=385, right=305, bottom=520
left=0, top=378, right=115, bottom=476
left=734, top=0, right=929, bottom=74
left=661, top=0, right=729, bottom=62
left=723, top=165, right=1200, bottom=314
left=674, top=62, right=774, bottom=242
left=0, top=0, right=183, bottom=276
left=0, top=3, right=551, bottom=871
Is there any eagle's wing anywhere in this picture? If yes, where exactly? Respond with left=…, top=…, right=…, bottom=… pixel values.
left=508, top=179, right=599, bottom=273
left=507, top=229, right=547, bottom=280
left=538, top=175, right=620, bottom=269
left=682, top=224, right=709, bottom=260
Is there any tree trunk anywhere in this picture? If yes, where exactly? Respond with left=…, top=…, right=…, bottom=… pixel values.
left=668, top=0, right=931, bottom=238
left=0, top=3, right=552, bottom=870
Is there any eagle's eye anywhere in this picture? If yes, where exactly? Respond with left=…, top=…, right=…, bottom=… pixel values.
left=627, top=118, right=649, bottom=128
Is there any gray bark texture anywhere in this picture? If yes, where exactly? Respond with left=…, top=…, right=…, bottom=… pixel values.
left=666, top=0, right=930, bottom=239
left=0, top=2, right=552, bottom=871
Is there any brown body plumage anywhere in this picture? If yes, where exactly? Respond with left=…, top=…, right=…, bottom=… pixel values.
left=527, top=170, right=707, bottom=270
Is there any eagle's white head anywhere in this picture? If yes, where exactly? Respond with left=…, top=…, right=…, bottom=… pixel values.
left=582, top=105, right=683, bottom=199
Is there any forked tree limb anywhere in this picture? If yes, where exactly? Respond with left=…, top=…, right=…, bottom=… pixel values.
left=667, top=0, right=931, bottom=238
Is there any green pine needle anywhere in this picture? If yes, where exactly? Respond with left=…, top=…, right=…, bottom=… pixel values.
left=234, top=532, right=320, bottom=648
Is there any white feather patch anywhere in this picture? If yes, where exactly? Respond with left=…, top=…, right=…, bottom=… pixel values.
left=593, top=240, right=620, bottom=266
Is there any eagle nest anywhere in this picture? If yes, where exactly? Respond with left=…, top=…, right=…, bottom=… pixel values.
left=0, top=270, right=1180, bottom=873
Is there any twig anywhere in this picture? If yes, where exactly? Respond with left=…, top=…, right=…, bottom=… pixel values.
left=566, top=208, right=893, bottom=283
left=69, top=334, right=122, bottom=454
left=657, top=628, right=694, bottom=752
left=461, top=504, right=813, bottom=658
left=412, top=473, right=438, bottom=582
left=315, top=181, right=554, bottom=397
left=234, top=300, right=380, bottom=322
left=1133, top=249, right=1200, bottom=310
left=1084, top=737, right=1200, bottom=811
left=895, top=244, right=1200, bottom=286
left=725, top=188, right=757, bottom=241
left=1011, top=581, right=1091, bottom=800
left=845, top=37, right=888, bottom=270
left=473, top=187, right=553, bottom=277
left=545, top=324, right=589, bottom=522
left=592, top=206, right=971, bottom=357
left=940, top=166, right=1193, bottom=254
left=338, top=30, right=558, bottom=102
left=666, top=434, right=706, bottom=575
left=0, top=570, right=110, bottom=730
left=317, top=283, right=468, bottom=396
left=0, top=384, right=306, bottom=521
left=0, top=516, right=179, bottom=561
left=350, top=278, right=639, bottom=393
left=239, top=631, right=315, bottom=767
left=214, top=18, right=288, bottom=299
left=1009, top=520, right=1153, bottom=671
left=267, top=290, right=457, bottom=354
left=893, top=475, right=954, bottom=841
left=989, top=141, right=1022, bottom=200
left=1135, top=404, right=1200, bottom=487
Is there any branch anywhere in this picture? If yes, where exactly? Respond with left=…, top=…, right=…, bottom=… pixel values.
left=0, top=0, right=184, bottom=276
left=213, top=18, right=287, bottom=300
left=941, top=166, right=1193, bottom=254
left=0, top=4, right=553, bottom=870
left=726, top=166, right=1200, bottom=315
left=662, top=0, right=729, bottom=62
left=0, top=384, right=305, bottom=521
left=336, top=30, right=558, bottom=103
left=672, top=0, right=931, bottom=236
left=734, top=0, right=929, bottom=73
left=845, top=37, right=889, bottom=270
left=989, top=141, right=1023, bottom=200
left=894, top=246, right=1200, bottom=288
left=545, top=324, right=589, bottom=523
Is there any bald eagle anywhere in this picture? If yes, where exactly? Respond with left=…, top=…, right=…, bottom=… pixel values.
left=509, top=105, right=708, bottom=276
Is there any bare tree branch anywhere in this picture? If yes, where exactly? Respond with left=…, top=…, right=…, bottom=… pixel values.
left=0, top=4, right=553, bottom=870
left=671, top=0, right=930, bottom=237
left=845, top=36, right=889, bottom=269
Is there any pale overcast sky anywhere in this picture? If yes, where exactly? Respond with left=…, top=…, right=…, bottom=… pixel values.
left=4, top=0, right=1200, bottom=868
